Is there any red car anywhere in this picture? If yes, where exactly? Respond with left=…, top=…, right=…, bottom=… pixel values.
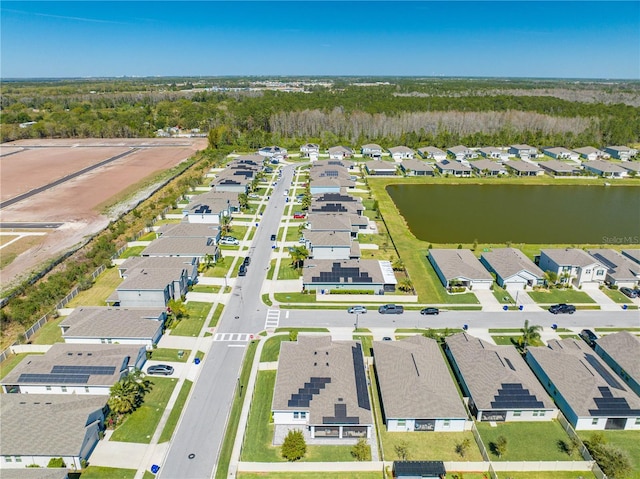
left=293, top=213, right=306, bottom=219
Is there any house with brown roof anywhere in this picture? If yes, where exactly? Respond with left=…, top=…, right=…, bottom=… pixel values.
left=594, top=331, right=640, bottom=397
left=272, top=336, right=373, bottom=443
left=374, top=335, right=468, bottom=432
left=428, top=249, right=493, bottom=290
left=446, top=333, right=557, bottom=422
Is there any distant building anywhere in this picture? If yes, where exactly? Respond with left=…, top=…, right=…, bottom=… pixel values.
left=542, top=147, right=579, bottom=161
left=388, top=146, right=415, bottom=161
left=509, top=144, right=539, bottom=160
left=603, top=146, right=637, bottom=161
left=418, top=146, right=447, bottom=161
left=361, top=143, right=383, bottom=159
left=428, top=249, right=493, bottom=290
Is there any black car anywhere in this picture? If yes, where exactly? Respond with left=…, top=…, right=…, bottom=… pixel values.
left=238, top=264, right=247, bottom=276
left=243, top=256, right=251, bottom=266
left=620, top=287, right=638, bottom=298
left=270, top=234, right=277, bottom=241
left=580, top=329, right=598, bottom=347
left=548, top=303, right=576, bottom=314
left=420, top=307, right=440, bottom=315
left=147, top=364, right=174, bottom=376
left=378, top=304, right=404, bottom=314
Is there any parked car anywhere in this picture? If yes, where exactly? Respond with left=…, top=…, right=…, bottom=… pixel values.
left=548, top=303, right=576, bottom=314
left=347, top=305, right=367, bottom=314
left=147, top=364, right=174, bottom=376
left=382, top=337, right=393, bottom=341
left=220, top=238, right=239, bottom=246
left=580, top=329, right=598, bottom=347
left=238, top=264, right=247, bottom=276
left=243, top=256, right=251, bottom=266
left=293, top=213, right=306, bottom=219
left=378, top=304, right=404, bottom=314
left=620, top=287, right=638, bottom=298
left=420, top=307, right=440, bottom=315
left=270, top=234, right=277, bottom=241
left=298, top=237, right=306, bottom=244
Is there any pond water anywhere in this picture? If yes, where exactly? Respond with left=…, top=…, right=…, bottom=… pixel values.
left=386, top=184, right=640, bottom=244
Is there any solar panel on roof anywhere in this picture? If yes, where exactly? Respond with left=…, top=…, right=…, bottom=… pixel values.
left=18, top=373, right=90, bottom=384
left=51, top=365, right=116, bottom=375
left=585, top=354, right=625, bottom=390
left=288, top=376, right=331, bottom=407
left=352, top=344, right=370, bottom=410
left=490, top=383, right=545, bottom=409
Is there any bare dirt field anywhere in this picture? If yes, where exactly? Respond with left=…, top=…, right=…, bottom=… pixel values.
left=0, top=138, right=207, bottom=290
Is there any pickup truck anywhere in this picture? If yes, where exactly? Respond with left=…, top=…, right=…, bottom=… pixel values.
left=378, top=304, right=404, bottom=314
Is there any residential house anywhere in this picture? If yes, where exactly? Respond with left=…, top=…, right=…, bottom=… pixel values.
left=361, top=143, right=383, bottom=159
left=418, top=146, right=447, bottom=162
left=59, top=307, right=166, bottom=348
left=470, top=159, right=507, bottom=176
left=306, top=213, right=362, bottom=237
left=1, top=343, right=147, bottom=395
left=303, top=231, right=358, bottom=260
left=211, top=173, right=252, bottom=194
left=110, top=264, right=189, bottom=308
left=582, top=160, right=628, bottom=178
left=526, top=339, right=640, bottom=430
left=594, top=331, right=640, bottom=397
left=538, top=248, right=606, bottom=288
left=542, top=147, right=579, bottom=161
left=388, top=146, right=415, bottom=162
left=313, top=159, right=356, bottom=171
left=3, top=469, right=71, bottom=478
left=480, top=248, right=545, bottom=291
left=141, top=236, right=219, bottom=261
left=374, top=335, right=468, bottom=432
left=509, top=144, right=539, bottom=160
left=538, top=160, right=581, bottom=176
left=0, top=395, right=107, bottom=469
left=118, top=255, right=199, bottom=284
left=504, top=160, right=543, bottom=176
left=302, top=259, right=397, bottom=293
left=399, top=159, right=434, bottom=176
left=328, top=146, right=354, bottom=160
left=190, top=190, right=240, bottom=212
left=619, top=161, right=640, bottom=176
left=587, top=249, right=640, bottom=288
left=364, top=160, right=398, bottom=176
left=622, top=249, right=640, bottom=265
left=435, top=160, right=472, bottom=177
left=300, top=143, right=320, bottom=160
left=309, top=165, right=355, bottom=194
left=272, top=335, right=373, bottom=442
left=311, top=193, right=363, bottom=216
left=447, top=145, right=476, bottom=162
left=573, top=146, right=609, bottom=161
left=258, top=145, right=287, bottom=160
left=393, top=461, right=447, bottom=479
left=156, top=222, right=222, bottom=249
left=428, top=249, right=493, bottom=290
left=445, top=333, right=557, bottom=422
left=184, top=197, right=232, bottom=224
left=478, top=147, right=509, bottom=161
left=604, top=146, right=638, bottom=161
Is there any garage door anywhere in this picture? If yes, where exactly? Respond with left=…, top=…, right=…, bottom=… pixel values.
left=505, top=282, right=526, bottom=291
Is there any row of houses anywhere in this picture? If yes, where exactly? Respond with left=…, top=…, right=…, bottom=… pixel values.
left=428, top=247, right=640, bottom=291
left=270, top=331, right=640, bottom=443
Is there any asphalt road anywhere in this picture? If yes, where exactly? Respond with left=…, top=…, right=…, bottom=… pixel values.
left=0, top=222, right=64, bottom=229
left=158, top=164, right=296, bottom=479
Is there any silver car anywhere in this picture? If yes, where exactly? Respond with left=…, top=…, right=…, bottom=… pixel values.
left=347, top=305, right=367, bottom=314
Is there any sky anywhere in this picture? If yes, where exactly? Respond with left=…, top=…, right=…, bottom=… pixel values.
left=1, top=1, right=639, bottom=79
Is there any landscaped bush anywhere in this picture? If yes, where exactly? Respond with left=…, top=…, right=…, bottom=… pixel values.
left=328, top=289, right=374, bottom=295
left=47, top=457, right=66, bottom=468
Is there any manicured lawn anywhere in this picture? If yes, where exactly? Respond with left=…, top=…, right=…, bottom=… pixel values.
left=0, top=352, right=43, bottom=380
left=285, top=224, right=304, bottom=242
left=595, top=327, right=640, bottom=332
left=476, top=420, right=582, bottom=461
left=527, top=289, right=595, bottom=304
left=274, top=292, right=316, bottom=303
left=229, top=224, right=249, bottom=240
left=148, top=348, right=191, bottom=363
left=260, top=335, right=290, bottom=362
left=578, top=430, right=640, bottom=479
left=31, top=315, right=64, bottom=344
left=493, top=473, right=595, bottom=479
left=491, top=335, right=544, bottom=347
left=110, top=377, right=177, bottom=443
left=237, top=474, right=382, bottom=479
left=119, top=245, right=146, bottom=258
left=171, top=301, right=211, bottom=337
left=262, top=294, right=273, bottom=306
left=209, top=303, right=225, bottom=328
left=277, top=263, right=302, bottom=280
left=202, top=257, right=233, bottom=277
left=191, top=284, right=220, bottom=293
left=601, top=287, right=634, bottom=303
left=138, top=231, right=157, bottom=241
left=354, top=334, right=373, bottom=356
left=274, top=327, right=329, bottom=333
left=158, top=379, right=193, bottom=443
left=67, top=266, right=122, bottom=307
left=80, top=466, right=137, bottom=479
left=267, top=259, right=276, bottom=280
left=492, top=284, right=514, bottom=304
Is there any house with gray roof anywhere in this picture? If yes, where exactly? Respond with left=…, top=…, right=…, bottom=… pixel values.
left=399, top=159, right=434, bottom=176
left=504, top=160, right=543, bottom=176
left=526, top=338, right=640, bottom=430
left=603, top=146, right=637, bottom=161
left=470, top=159, right=507, bottom=176
left=306, top=213, right=361, bottom=237
left=300, top=143, right=320, bottom=159
left=312, top=159, right=356, bottom=170
left=272, top=335, right=373, bottom=443
left=587, top=249, right=640, bottom=288
left=364, top=160, right=398, bottom=176
left=480, top=248, right=544, bottom=291
left=428, top=249, right=493, bottom=291
left=141, top=236, right=219, bottom=260
left=622, top=249, right=640, bottom=265
left=582, top=160, right=628, bottom=178
left=2, top=469, right=71, bottom=479
left=435, top=160, right=472, bottom=177
left=619, top=161, right=640, bottom=175
left=211, top=170, right=253, bottom=193
left=478, top=147, right=509, bottom=161
left=156, top=222, right=221, bottom=247
left=573, top=146, right=609, bottom=161
left=447, top=145, right=476, bottom=162
left=0, top=395, right=107, bottom=469
left=418, top=146, right=447, bottom=161
left=60, top=307, right=165, bottom=347
left=374, top=335, right=468, bottom=432
left=594, top=331, right=640, bottom=397
left=303, top=259, right=397, bottom=293
left=1, top=343, right=146, bottom=395
left=445, top=333, right=557, bottom=422
left=388, top=146, right=415, bottom=161
left=303, top=231, right=357, bottom=260
left=184, top=197, right=232, bottom=224
left=542, top=147, right=579, bottom=161
left=311, top=193, right=363, bottom=216
left=328, top=146, right=354, bottom=160
left=258, top=145, right=287, bottom=159
left=509, top=144, right=539, bottom=160
left=110, top=265, right=189, bottom=308
left=538, top=159, right=582, bottom=176
left=361, top=143, right=383, bottom=159
left=538, top=248, right=606, bottom=288
left=118, top=255, right=199, bottom=284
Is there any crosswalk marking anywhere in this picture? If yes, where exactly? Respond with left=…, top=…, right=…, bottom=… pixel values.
left=213, top=333, right=252, bottom=342
left=265, top=309, right=280, bottom=329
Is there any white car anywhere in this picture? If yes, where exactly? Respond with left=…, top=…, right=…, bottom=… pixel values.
left=219, top=238, right=239, bottom=246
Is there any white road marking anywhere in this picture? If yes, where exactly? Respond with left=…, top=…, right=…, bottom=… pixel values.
left=265, top=309, right=280, bottom=329
left=213, top=333, right=252, bottom=342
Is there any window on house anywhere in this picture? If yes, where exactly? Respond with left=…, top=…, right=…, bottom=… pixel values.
left=596, top=270, right=604, bottom=276
left=635, top=418, right=640, bottom=425
left=61, top=387, right=67, bottom=393
left=85, top=387, right=90, bottom=393
left=585, top=269, right=591, bottom=274
left=15, top=456, right=22, bottom=463
left=443, top=420, right=450, bottom=427
left=397, top=420, right=406, bottom=427
left=513, top=411, right=522, bottom=417
left=46, top=386, right=52, bottom=391
left=300, top=412, right=307, bottom=419
left=592, top=418, right=599, bottom=425
left=294, top=412, right=300, bottom=419
left=4, top=457, right=12, bottom=463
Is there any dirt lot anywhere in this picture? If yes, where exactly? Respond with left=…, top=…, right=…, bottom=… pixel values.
left=0, top=138, right=207, bottom=290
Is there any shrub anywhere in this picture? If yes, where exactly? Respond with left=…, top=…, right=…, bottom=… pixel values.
left=47, top=457, right=66, bottom=468
left=281, top=429, right=306, bottom=461
left=351, top=438, right=371, bottom=461
left=328, top=289, right=374, bottom=295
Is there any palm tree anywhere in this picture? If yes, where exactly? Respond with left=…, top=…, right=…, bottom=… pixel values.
left=518, top=319, right=542, bottom=351
left=289, top=246, right=309, bottom=269
left=398, top=278, right=414, bottom=293
left=203, top=253, right=214, bottom=270
left=543, top=270, right=558, bottom=288
left=108, top=378, right=139, bottom=416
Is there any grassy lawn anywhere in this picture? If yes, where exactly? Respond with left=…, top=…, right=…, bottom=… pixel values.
left=578, top=430, right=640, bottom=479
left=601, top=287, right=633, bottom=303
left=262, top=294, right=273, bottom=306
left=0, top=352, right=43, bottom=380
left=595, top=327, right=640, bottom=332
left=354, top=334, right=373, bottom=356
left=229, top=224, right=249, bottom=240
left=241, top=371, right=356, bottom=462
left=492, top=284, right=514, bottom=304
left=110, top=377, right=177, bottom=443
left=31, top=315, right=64, bottom=344
left=237, top=474, right=383, bottom=479
left=285, top=224, right=304, bottom=242
left=493, top=473, right=595, bottom=479
left=202, top=257, right=233, bottom=277
left=491, top=335, right=544, bottom=347
left=119, top=245, right=146, bottom=258
left=171, top=301, right=211, bottom=337
left=275, top=328, right=329, bottom=333
left=67, top=266, right=122, bottom=307
left=267, top=259, right=276, bottom=280
left=138, top=231, right=157, bottom=241
left=277, top=262, right=302, bottom=280
left=79, top=466, right=137, bottom=479
left=158, top=379, right=193, bottom=443
left=260, top=335, right=290, bottom=362
left=209, top=303, right=225, bottom=328
left=191, top=284, right=220, bottom=293
left=476, top=420, right=581, bottom=461
left=274, top=292, right=316, bottom=303
left=527, top=289, right=595, bottom=304
left=148, top=348, right=191, bottom=363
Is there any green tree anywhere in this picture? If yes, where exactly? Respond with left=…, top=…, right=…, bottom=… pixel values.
left=167, top=299, right=188, bottom=320
left=493, top=435, right=508, bottom=458
left=398, top=278, right=414, bottom=293
left=281, top=429, right=306, bottom=461
left=238, top=193, right=249, bottom=210
left=394, top=440, right=410, bottom=460
left=455, top=438, right=471, bottom=458
left=351, top=438, right=371, bottom=461
left=517, top=319, right=542, bottom=351
left=543, top=270, right=559, bottom=287
left=108, top=378, right=139, bottom=416
left=289, top=329, right=299, bottom=342
left=203, top=253, right=215, bottom=270
left=289, top=246, right=309, bottom=269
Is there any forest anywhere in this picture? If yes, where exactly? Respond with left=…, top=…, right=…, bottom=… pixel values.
left=1, top=77, right=639, bottom=148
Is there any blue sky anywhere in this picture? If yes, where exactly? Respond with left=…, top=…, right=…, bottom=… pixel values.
left=1, top=1, right=639, bottom=79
